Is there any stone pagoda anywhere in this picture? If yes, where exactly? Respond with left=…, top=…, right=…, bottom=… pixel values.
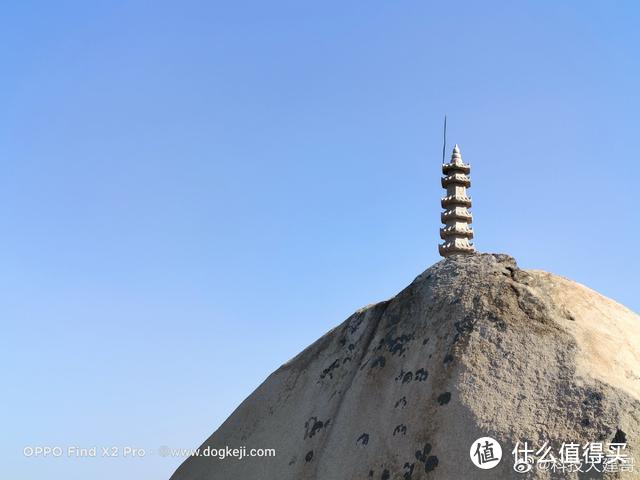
left=439, top=144, right=476, bottom=257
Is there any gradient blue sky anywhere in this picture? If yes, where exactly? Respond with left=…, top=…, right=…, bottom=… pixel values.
left=2, top=1, right=639, bottom=479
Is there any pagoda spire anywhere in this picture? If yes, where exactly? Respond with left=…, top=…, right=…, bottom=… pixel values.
left=439, top=144, right=476, bottom=257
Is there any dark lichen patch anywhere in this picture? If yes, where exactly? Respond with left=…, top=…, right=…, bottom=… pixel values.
left=414, top=368, right=428, bottom=382
left=612, top=428, right=627, bottom=444
left=437, top=392, right=451, bottom=405
left=453, top=315, right=476, bottom=343
left=388, top=333, right=415, bottom=356
left=487, top=311, right=507, bottom=331
left=422, top=337, right=430, bottom=345
left=376, top=332, right=416, bottom=357
left=348, top=343, right=355, bottom=351
left=370, top=356, right=386, bottom=369
left=583, top=389, right=603, bottom=405
left=395, top=369, right=427, bottom=384
left=304, top=417, right=330, bottom=439
left=402, top=462, right=414, bottom=479
left=347, top=315, right=364, bottom=334
left=342, top=356, right=352, bottom=364
left=381, top=469, right=390, bottom=480
left=414, top=443, right=438, bottom=473
left=443, top=353, right=454, bottom=364
left=320, top=359, right=341, bottom=380
left=305, top=450, right=313, bottom=462
left=357, top=433, right=370, bottom=446
left=581, top=388, right=607, bottom=426
left=415, top=443, right=431, bottom=462
left=368, top=470, right=374, bottom=478
left=425, top=456, right=439, bottom=472
left=577, top=387, right=608, bottom=438
left=395, top=396, right=407, bottom=409
left=393, top=424, right=407, bottom=436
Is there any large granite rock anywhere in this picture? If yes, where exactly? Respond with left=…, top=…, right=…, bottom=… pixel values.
left=171, top=254, right=640, bottom=479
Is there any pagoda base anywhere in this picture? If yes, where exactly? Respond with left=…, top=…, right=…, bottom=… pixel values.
left=439, top=239, right=476, bottom=257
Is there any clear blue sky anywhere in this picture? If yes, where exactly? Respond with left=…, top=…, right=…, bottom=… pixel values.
left=2, top=1, right=638, bottom=479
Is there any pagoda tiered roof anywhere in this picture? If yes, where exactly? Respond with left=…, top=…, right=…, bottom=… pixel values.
left=441, top=173, right=471, bottom=188
left=441, top=207, right=473, bottom=223
left=441, top=194, right=472, bottom=208
left=442, top=162, right=470, bottom=174
left=440, top=224, right=474, bottom=240
left=438, top=238, right=476, bottom=256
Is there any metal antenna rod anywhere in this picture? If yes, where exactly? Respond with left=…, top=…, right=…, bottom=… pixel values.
left=442, top=115, right=447, bottom=164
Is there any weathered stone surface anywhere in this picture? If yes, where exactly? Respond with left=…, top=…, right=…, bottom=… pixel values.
left=171, top=254, right=640, bottom=479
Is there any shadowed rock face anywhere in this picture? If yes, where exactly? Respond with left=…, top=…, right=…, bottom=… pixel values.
left=170, top=254, right=640, bottom=480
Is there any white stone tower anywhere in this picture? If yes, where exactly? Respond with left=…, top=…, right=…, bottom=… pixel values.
left=439, top=144, right=476, bottom=257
